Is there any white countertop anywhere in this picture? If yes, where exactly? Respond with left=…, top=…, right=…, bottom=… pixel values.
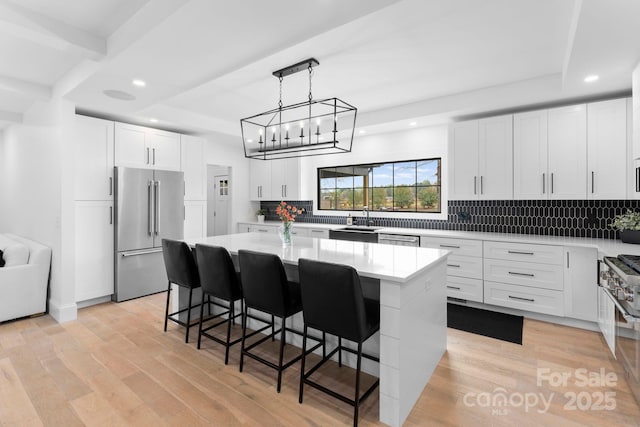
left=185, top=232, right=449, bottom=283
left=239, top=221, right=640, bottom=258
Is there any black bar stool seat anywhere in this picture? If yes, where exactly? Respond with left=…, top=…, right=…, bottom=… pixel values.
left=161, top=238, right=206, bottom=343
left=195, top=244, right=246, bottom=364
left=298, top=258, right=380, bottom=427
left=237, top=249, right=321, bottom=393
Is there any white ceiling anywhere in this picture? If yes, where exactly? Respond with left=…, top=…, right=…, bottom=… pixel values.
left=1, top=0, right=640, bottom=135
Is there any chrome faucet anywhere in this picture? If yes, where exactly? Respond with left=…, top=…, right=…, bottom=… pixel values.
left=362, top=206, right=373, bottom=226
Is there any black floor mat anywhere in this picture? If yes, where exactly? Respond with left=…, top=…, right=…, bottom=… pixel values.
left=447, top=303, right=523, bottom=345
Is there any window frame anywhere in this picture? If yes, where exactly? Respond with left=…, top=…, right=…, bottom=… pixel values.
left=317, top=157, right=442, bottom=214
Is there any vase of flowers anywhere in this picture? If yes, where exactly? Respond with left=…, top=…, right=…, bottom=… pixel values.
left=275, top=201, right=304, bottom=246
left=611, top=210, right=640, bottom=244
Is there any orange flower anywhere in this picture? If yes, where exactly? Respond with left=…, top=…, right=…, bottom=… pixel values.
left=276, top=201, right=303, bottom=224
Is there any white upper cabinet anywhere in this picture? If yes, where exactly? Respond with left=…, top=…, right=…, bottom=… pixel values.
left=115, top=123, right=181, bottom=171
left=271, top=158, right=300, bottom=200
left=587, top=99, right=627, bottom=199
left=73, top=115, right=114, bottom=201
left=547, top=104, right=587, bottom=199
left=449, top=116, right=512, bottom=200
left=249, top=160, right=272, bottom=201
left=513, top=110, right=548, bottom=199
left=449, top=120, right=479, bottom=199
left=632, top=62, right=640, bottom=159
left=627, top=98, right=640, bottom=199
left=181, top=135, right=206, bottom=200
left=249, top=158, right=301, bottom=201
left=478, top=115, right=513, bottom=199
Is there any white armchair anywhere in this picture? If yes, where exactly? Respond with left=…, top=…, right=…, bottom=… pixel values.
left=0, top=234, right=51, bottom=322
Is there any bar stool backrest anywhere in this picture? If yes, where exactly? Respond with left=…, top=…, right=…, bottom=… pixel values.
left=298, top=258, right=367, bottom=342
left=195, top=244, right=240, bottom=300
left=161, top=239, right=199, bottom=289
left=238, top=250, right=289, bottom=316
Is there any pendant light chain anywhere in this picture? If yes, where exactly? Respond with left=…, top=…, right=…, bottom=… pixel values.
left=278, top=76, right=283, bottom=109
left=308, top=64, right=313, bottom=102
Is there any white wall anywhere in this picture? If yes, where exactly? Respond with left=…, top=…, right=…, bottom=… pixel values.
left=203, top=131, right=253, bottom=233
left=300, top=125, right=449, bottom=220
left=0, top=98, right=77, bottom=322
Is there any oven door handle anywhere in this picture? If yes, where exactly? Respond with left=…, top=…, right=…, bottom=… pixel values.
left=601, top=286, right=639, bottom=322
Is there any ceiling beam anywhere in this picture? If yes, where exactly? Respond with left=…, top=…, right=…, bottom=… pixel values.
left=0, top=109, right=23, bottom=124
left=0, top=74, right=51, bottom=100
left=0, top=0, right=106, bottom=59
left=561, top=0, right=583, bottom=87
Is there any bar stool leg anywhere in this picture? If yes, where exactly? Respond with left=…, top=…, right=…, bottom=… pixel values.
left=354, top=342, right=363, bottom=427
left=298, top=325, right=308, bottom=404
left=163, top=281, right=171, bottom=332
left=322, top=331, right=326, bottom=358
left=185, top=288, right=193, bottom=343
left=338, top=337, right=342, bottom=367
left=224, top=301, right=233, bottom=365
left=197, top=292, right=206, bottom=349
left=276, top=316, right=286, bottom=393
left=271, top=314, right=275, bottom=341
left=239, top=309, right=247, bottom=372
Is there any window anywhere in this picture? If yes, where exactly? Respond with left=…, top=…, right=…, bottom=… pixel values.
left=318, top=158, right=441, bottom=213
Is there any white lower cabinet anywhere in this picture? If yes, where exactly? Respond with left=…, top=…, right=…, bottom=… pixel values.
left=422, top=236, right=483, bottom=302
left=483, top=240, right=564, bottom=316
left=291, top=227, right=309, bottom=237
left=563, top=246, right=597, bottom=322
left=184, top=201, right=206, bottom=239
left=309, top=228, right=330, bottom=239
left=238, top=223, right=251, bottom=233
left=249, top=225, right=277, bottom=234
left=598, top=286, right=616, bottom=356
left=446, top=276, right=483, bottom=303
left=75, top=201, right=114, bottom=302
left=484, top=281, right=564, bottom=316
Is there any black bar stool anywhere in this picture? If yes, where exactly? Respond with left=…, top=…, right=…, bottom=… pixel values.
left=237, top=250, right=321, bottom=393
left=194, top=244, right=245, bottom=364
left=161, top=238, right=204, bottom=343
left=297, top=258, right=380, bottom=427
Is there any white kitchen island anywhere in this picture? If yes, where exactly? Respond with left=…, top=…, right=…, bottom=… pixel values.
left=185, top=232, right=449, bottom=427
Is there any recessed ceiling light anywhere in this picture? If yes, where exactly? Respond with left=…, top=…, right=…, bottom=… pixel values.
left=359, top=129, right=366, bottom=134
left=103, top=89, right=136, bottom=101
left=132, top=79, right=146, bottom=87
left=410, top=121, right=417, bottom=126
left=584, top=75, right=599, bottom=83
left=247, top=139, right=253, bottom=143
left=149, top=118, right=158, bottom=123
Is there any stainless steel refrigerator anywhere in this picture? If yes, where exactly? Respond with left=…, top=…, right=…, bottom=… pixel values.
left=114, top=166, right=184, bottom=302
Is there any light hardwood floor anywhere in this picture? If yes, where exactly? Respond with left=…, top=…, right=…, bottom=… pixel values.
left=1, top=293, right=639, bottom=426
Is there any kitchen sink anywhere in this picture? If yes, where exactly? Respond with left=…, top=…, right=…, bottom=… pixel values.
left=338, top=226, right=380, bottom=233
left=329, top=226, right=380, bottom=243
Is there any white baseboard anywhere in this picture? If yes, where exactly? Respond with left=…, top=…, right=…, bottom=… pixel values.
left=77, top=295, right=112, bottom=309
left=48, top=299, right=78, bottom=323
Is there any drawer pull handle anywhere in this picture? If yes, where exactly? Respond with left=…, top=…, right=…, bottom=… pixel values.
left=507, top=250, right=534, bottom=255
left=447, top=264, right=461, bottom=268
left=447, top=286, right=461, bottom=290
left=508, top=271, right=535, bottom=277
left=440, top=244, right=460, bottom=249
left=508, top=295, right=535, bottom=302
left=257, top=229, right=268, bottom=233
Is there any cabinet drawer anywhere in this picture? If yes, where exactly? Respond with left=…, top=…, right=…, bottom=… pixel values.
left=483, top=241, right=563, bottom=265
left=421, top=236, right=482, bottom=257
left=484, top=281, right=564, bottom=316
left=483, top=258, right=563, bottom=291
left=446, top=255, right=482, bottom=279
left=249, top=225, right=277, bottom=234
left=291, top=227, right=309, bottom=237
left=446, top=276, right=483, bottom=303
left=309, top=229, right=329, bottom=239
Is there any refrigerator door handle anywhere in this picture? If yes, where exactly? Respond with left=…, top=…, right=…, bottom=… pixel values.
left=121, top=248, right=164, bottom=257
left=155, top=180, right=161, bottom=236
left=147, top=180, right=153, bottom=236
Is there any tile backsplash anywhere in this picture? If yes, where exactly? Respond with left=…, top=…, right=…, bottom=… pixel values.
left=260, top=200, right=640, bottom=240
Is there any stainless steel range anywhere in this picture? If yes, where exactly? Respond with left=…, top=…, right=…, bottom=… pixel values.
left=600, top=255, right=640, bottom=404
